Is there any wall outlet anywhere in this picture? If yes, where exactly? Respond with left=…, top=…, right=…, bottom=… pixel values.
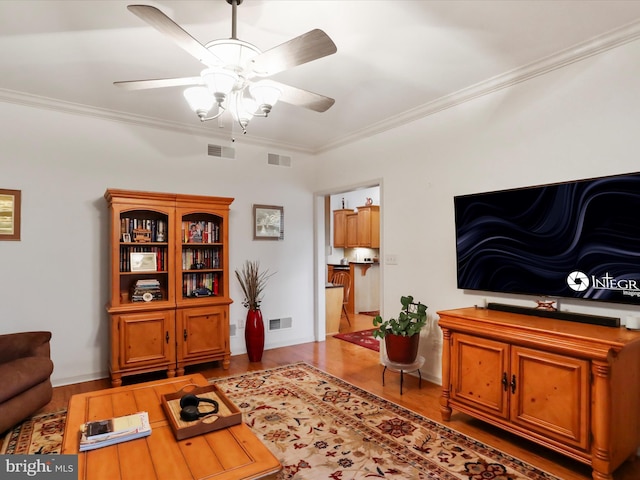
left=238, top=317, right=246, bottom=329
left=385, top=254, right=398, bottom=265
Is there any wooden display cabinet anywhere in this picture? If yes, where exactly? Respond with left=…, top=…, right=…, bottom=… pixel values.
left=438, top=307, right=640, bottom=480
left=105, top=189, right=233, bottom=387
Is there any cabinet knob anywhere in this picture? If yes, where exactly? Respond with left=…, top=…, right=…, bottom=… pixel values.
left=502, top=372, right=508, bottom=391
left=184, top=329, right=188, bottom=341
left=165, top=331, right=170, bottom=344
left=510, top=374, right=517, bottom=394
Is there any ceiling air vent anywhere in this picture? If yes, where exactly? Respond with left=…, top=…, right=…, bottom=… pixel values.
left=268, top=153, right=291, bottom=167
left=208, top=144, right=235, bottom=159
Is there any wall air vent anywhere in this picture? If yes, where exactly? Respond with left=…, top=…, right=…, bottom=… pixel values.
left=269, top=317, right=292, bottom=331
left=208, top=144, right=236, bottom=159
left=268, top=153, right=291, bottom=167
left=229, top=324, right=237, bottom=337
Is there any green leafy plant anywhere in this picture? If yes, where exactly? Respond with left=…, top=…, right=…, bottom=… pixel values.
left=235, top=260, right=275, bottom=310
left=372, top=295, right=428, bottom=339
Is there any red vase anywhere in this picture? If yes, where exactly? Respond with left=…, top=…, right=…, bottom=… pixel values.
left=245, top=309, right=265, bottom=362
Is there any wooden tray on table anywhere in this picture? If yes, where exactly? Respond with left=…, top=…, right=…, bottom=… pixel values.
left=161, top=384, right=243, bottom=440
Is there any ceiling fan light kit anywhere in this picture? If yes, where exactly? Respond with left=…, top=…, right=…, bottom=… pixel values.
left=117, top=0, right=337, bottom=135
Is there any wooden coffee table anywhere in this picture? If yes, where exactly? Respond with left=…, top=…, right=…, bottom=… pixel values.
left=62, top=374, right=281, bottom=480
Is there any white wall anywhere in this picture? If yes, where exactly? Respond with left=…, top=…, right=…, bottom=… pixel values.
left=2, top=37, right=639, bottom=387
left=0, top=102, right=317, bottom=386
left=313, top=38, right=640, bottom=384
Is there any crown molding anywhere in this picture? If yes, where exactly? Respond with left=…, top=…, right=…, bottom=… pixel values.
left=1, top=19, right=639, bottom=156
left=0, top=87, right=316, bottom=154
left=316, top=19, right=640, bottom=154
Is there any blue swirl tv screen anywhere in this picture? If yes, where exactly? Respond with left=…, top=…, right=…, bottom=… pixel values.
left=454, top=172, right=640, bottom=305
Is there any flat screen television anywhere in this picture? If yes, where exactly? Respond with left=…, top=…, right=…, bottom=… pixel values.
left=454, top=171, right=640, bottom=306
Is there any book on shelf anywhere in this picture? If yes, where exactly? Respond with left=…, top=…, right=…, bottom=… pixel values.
left=79, top=411, right=151, bottom=452
left=135, top=279, right=161, bottom=289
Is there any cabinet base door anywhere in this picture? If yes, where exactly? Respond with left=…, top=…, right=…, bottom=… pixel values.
left=109, top=310, right=176, bottom=386
left=510, top=346, right=590, bottom=451
left=177, top=305, right=230, bottom=373
left=451, top=334, right=509, bottom=419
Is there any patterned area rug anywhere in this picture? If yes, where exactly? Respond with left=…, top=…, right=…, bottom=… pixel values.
left=1, top=364, right=560, bottom=480
left=333, top=328, right=380, bottom=352
left=1, top=410, right=65, bottom=454
left=212, top=362, right=559, bottom=480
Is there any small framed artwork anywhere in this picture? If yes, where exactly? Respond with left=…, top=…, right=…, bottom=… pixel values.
left=253, top=204, right=284, bottom=240
left=122, top=233, right=131, bottom=243
left=0, top=189, right=21, bottom=241
left=130, top=252, right=158, bottom=272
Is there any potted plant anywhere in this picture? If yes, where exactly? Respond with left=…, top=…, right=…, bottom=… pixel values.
left=235, top=260, right=275, bottom=362
left=372, top=295, right=428, bottom=364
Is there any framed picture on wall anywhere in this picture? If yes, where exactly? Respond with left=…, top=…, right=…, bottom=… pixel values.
left=0, top=189, right=21, bottom=241
left=253, top=204, right=284, bottom=240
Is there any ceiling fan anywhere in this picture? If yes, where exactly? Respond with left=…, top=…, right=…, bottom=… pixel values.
left=114, top=1, right=337, bottom=134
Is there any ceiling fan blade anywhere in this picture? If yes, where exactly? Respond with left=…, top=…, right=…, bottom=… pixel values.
left=250, top=29, right=337, bottom=77
left=114, top=77, right=203, bottom=91
left=271, top=81, right=335, bottom=113
left=127, top=5, right=222, bottom=67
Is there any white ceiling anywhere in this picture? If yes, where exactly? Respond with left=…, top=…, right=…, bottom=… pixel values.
left=1, top=0, right=639, bottom=153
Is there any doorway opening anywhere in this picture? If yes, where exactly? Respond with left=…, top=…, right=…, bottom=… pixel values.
left=314, top=182, right=382, bottom=341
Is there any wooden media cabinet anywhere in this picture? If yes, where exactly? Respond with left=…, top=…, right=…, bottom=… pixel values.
left=438, top=307, right=640, bottom=480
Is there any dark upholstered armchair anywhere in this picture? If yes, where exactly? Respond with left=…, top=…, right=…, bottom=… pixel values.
left=0, top=331, right=54, bottom=433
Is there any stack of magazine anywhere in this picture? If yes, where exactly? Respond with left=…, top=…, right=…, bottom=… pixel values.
left=79, top=411, right=151, bottom=451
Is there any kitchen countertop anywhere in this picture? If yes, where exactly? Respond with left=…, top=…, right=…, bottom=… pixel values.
left=328, top=261, right=379, bottom=266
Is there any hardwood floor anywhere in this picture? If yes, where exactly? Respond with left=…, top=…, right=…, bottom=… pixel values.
left=43, top=313, right=639, bottom=480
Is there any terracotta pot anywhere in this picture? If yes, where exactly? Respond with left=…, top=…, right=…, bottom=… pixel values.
left=245, top=309, right=265, bottom=362
left=385, top=334, right=419, bottom=364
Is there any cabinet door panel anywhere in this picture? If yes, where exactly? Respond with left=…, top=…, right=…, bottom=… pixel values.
left=178, top=306, right=227, bottom=360
left=346, top=214, right=358, bottom=247
left=510, top=346, right=590, bottom=450
left=333, top=210, right=348, bottom=248
left=451, top=333, right=509, bottom=419
left=357, top=209, right=371, bottom=246
left=118, top=311, right=175, bottom=368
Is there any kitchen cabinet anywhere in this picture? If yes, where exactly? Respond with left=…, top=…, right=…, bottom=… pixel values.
left=353, top=263, right=379, bottom=312
left=438, top=307, right=640, bottom=480
left=333, top=205, right=379, bottom=249
left=356, top=205, right=380, bottom=248
left=346, top=212, right=358, bottom=248
left=332, top=209, right=352, bottom=248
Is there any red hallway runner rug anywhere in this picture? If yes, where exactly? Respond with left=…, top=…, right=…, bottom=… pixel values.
left=334, top=328, right=380, bottom=352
